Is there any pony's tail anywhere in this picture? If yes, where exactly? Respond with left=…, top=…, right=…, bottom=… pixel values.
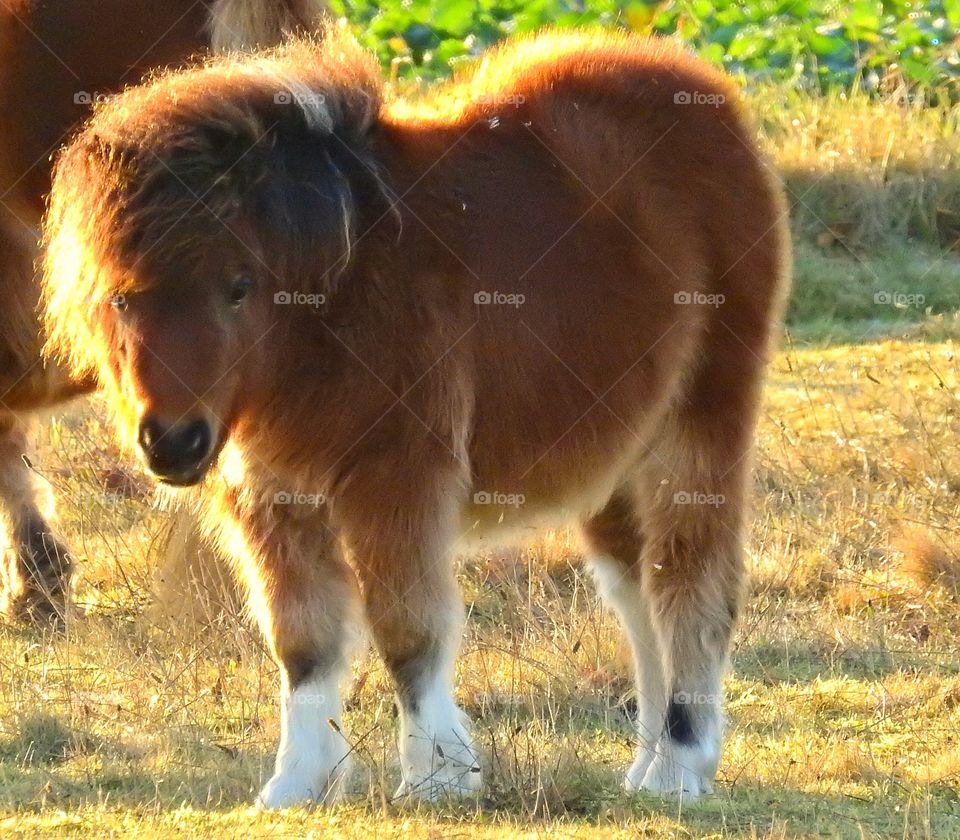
left=208, top=0, right=331, bottom=52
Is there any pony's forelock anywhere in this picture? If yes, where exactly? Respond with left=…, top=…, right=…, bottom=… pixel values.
left=41, top=28, right=384, bottom=389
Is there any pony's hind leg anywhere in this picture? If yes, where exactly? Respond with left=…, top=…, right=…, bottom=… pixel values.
left=209, top=481, right=359, bottom=808
left=633, top=379, right=760, bottom=799
left=582, top=490, right=667, bottom=790
left=0, top=413, right=72, bottom=625
left=344, top=483, right=480, bottom=800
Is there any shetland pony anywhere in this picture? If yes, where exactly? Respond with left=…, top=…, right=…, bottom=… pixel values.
left=0, top=0, right=328, bottom=622
left=42, top=29, right=790, bottom=804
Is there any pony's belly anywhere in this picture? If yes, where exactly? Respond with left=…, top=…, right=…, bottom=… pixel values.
left=456, top=437, right=646, bottom=549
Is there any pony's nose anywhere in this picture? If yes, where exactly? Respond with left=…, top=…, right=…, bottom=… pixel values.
left=137, top=416, right=212, bottom=482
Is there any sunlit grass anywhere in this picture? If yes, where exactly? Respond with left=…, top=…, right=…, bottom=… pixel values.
left=0, top=335, right=957, bottom=838
left=3, top=84, right=960, bottom=838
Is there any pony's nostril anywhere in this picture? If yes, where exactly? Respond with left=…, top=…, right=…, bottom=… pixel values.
left=183, top=420, right=212, bottom=460
left=138, top=417, right=164, bottom=452
left=137, top=417, right=212, bottom=480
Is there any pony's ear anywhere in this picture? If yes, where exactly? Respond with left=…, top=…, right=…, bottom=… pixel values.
left=198, top=122, right=258, bottom=167
left=163, top=115, right=270, bottom=201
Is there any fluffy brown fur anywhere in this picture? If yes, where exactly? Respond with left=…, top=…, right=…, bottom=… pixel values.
left=0, top=0, right=329, bottom=622
left=42, top=28, right=790, bottom=804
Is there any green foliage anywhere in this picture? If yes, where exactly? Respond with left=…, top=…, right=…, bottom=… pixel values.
left=329, top=0, right=960, bottom=90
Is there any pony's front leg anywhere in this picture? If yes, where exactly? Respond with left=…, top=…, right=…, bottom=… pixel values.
left=213, top=485, right=359, bottom=808
left=344, top=486, right=481, bottom=800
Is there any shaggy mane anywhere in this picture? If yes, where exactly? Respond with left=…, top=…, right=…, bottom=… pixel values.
left=42, top=26, right=382, bottom=383
left=87, top=25, right=382, bottom=148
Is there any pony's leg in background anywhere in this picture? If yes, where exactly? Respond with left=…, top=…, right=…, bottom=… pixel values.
left=346, top=487, right=480, bottom=799
left=0, top=412, right=72, bottom=624
left=0, top=212, right=70, bottom=623
left=582, top=489, right=667, bottom=790
left=210, top=483, right=359, bottom=808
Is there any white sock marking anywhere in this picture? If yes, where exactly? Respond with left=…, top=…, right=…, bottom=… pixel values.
left=395, top=672, right=481, bottom=799
left=258, top=669, right=351, bottom=808
left=588, top=555, right=667, bottom=788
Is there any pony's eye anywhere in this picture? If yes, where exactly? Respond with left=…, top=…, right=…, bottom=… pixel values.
left=230, top=275, right=254, bottom=307
left=109, top=293, right=128, bottom=311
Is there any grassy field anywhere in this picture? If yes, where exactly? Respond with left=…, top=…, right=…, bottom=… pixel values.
left=4, top=328, right=959, bottom=838
left=3, top=16, right=960, bottom=840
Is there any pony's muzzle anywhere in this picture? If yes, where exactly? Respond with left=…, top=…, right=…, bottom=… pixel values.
left=137, top=416, right=213, bottom=485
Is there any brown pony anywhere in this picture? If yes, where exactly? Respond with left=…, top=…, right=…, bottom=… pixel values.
left=0, top=0, right=328, bottom=622
left=41, top=28, right=790, bottom=805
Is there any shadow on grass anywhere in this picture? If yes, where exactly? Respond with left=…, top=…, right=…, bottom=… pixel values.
left=2, top=755, right=954, bottom=839
left=2, top=707, right=957, bottom=840
left=0, top=711, right=269, bottom=810
left=781, top=187, right=960, bottom=345
left=734, top=640, right=907, bottom=684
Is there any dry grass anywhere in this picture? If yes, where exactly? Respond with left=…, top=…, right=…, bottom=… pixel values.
left=0, top=337, right=957, bottom=838
left=2, top=89, right=960, bottom=838
left=757, top=85, right=960, bottom=251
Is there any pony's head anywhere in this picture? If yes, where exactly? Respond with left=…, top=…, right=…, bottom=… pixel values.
left=42, top=32, right=384, bottom=485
